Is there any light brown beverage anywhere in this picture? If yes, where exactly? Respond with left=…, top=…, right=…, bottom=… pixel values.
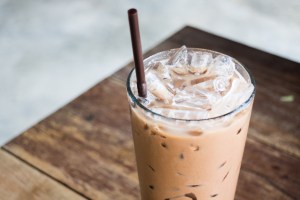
left=127, top=47, right=255, bottom=200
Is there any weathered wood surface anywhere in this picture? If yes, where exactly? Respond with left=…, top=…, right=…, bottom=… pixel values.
left=2, top=26, right=300, bottom=199
left=0, top=150, right=86, bottom=200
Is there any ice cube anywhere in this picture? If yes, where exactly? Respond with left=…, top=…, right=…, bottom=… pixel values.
left=174, top=87, right=213, bottom=110
left=167, top=46, right=188, bottom=66
left=205, top=91, right=222, bottom=105
left=165, top=83, right=176, bottom=95
left=188, top=52, right=212, bottom=74
left=210, top=55, right=235, bottom=77
left=222, top=78, right=240, bottom=99
left=190, top=88, right=221, bottom=105
left=193, top=79, right=214, bottom=91
left=239, top=84, right=254, bottom=104
left=173, top=78, right=187, bottom=89
left=173, top=89, right=192, bottom=103
left=171, top=66, right=189, bottom=75
left=155, top=62, right=171, bottom=80
left=184, top=99, right=211, bottom=110
left=211, top=79, right=243, bottom=115
left=234, top=69, right=248, bottom=84
left=213, top=76, right=230, bottom=92
left=147, top=72, right=174, bottom=103
left=190, top=75, right=216, bottom=86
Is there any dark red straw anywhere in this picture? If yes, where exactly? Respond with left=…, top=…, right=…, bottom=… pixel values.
left=128, top=8, right=147, bottom=98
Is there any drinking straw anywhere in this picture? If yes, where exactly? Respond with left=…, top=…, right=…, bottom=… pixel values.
left=128, top=8, right=147, bottom=98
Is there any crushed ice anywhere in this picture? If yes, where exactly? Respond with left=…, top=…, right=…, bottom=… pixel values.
left=131, top=46, right=254, bottom=120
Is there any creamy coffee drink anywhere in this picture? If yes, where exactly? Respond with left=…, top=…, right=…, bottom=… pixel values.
left=127, top=46, right=255, bottom=200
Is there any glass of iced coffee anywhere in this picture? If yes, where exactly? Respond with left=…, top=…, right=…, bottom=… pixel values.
left=127, top=46, right=255, bottom=200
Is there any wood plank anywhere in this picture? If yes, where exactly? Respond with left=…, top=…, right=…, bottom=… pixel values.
left=0, top=149, right=86, bottom=200
left=236, top=137, right=300, bottom=200
left=4, top=78, right=139, bottom=200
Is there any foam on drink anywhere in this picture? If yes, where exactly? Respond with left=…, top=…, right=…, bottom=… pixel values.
left=130, top=46, right=254, bottom=120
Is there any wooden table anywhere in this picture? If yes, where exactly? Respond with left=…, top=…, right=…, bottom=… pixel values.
left=1, top=26, right=299, bottom=200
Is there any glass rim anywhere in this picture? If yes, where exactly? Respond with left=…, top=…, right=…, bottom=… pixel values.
left=126, top=48, right=256, bottom=122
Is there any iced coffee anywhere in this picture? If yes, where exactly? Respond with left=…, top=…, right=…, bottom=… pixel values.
left=127, top=46, right=255, bottom=200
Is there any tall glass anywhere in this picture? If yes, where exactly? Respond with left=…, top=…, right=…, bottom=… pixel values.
left=127, top=49, right=255, bottom=200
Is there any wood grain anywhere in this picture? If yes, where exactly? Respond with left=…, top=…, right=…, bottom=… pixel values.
left=237, top=137, right=300, bottom=200
left=0, top=150, right=86, bottom=200
left=2, top=26, right=300, bottom=199
left=3, top=78, right=139, bottom=200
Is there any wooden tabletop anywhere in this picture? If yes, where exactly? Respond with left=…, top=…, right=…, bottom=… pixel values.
left=1, top=26, right=299, bottom=200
